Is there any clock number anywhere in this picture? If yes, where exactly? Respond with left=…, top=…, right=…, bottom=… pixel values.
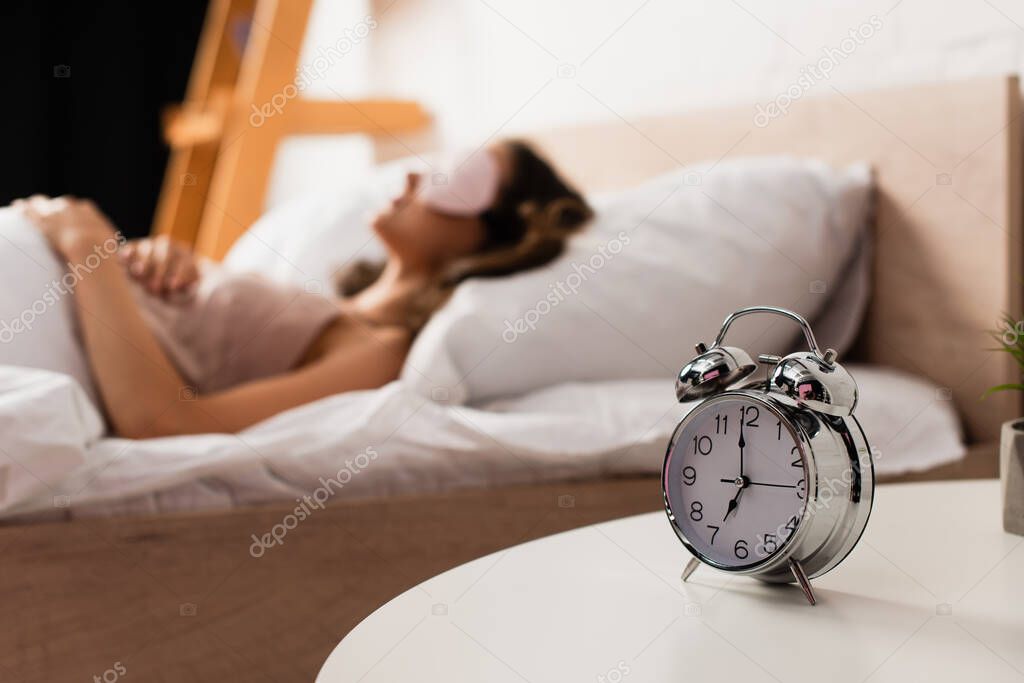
left=790, top=446, right=802, bottom=468
left=714, top=414, right=728, bottom=434
left=777, top=419, right=782, bottom=440
left=734, top=539, right=749, bottom=559
left=682, top=466, right=696, bottom=486
left=783, top=515, right=798, bottom=536
left=761, top=533, right=778, bottom=554
left=796, top=479, right=805, bottom=500
left=689, top=501, right=703, bottom=521
left=706, top=524, right=720, bottom=544
left=741, top=406, right=760, bottom=428
left=692, top=435, right=712, bottom=456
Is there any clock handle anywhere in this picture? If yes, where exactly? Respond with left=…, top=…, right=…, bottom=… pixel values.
left=711, top=306, right=824, bottom=358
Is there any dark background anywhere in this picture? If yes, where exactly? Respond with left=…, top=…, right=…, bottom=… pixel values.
left=0, top=1, right=208, bottom=238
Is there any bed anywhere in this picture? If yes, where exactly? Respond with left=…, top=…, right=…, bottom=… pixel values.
left=2, top=75, right=1021, bottom=682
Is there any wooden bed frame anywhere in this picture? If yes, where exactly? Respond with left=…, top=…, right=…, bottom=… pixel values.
left=4, top=76, right=1021, bottom=681
left=152, top=0, right=429, bottom=258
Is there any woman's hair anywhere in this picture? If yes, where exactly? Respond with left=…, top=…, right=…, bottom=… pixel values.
left=337, top=140, right=593, bottom=329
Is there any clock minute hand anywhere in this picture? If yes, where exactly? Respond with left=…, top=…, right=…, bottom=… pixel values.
left=723, top=413, right=749, bottom=522
left=738, top=414, right=745, bottom=478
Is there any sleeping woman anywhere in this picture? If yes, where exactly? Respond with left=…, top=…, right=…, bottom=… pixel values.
left=13, top=140, right=592, bottom=438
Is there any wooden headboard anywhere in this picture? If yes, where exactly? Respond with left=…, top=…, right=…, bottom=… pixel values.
left=520, top=76, right=1023, bottom=444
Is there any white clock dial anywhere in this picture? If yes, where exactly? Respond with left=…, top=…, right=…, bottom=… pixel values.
left=664, top=395, right=808, bottom=569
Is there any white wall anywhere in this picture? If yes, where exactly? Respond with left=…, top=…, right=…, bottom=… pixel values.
left=268, top=0, right=1024, bottom=205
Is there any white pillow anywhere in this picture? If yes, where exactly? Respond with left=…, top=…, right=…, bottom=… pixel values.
left=402, top=157, right=872, bottom=404
left=0, top=209, right=99, bottom=405
left=479, top=364, right=964, bottom=477
left=223, top=158, right=425, bottom=289
left=846, top=364, right=965, bottom=475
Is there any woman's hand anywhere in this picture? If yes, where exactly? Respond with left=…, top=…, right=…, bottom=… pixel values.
left=13, top=195, right=120, bottom=258
left=119, top=235, right=200, bottom=296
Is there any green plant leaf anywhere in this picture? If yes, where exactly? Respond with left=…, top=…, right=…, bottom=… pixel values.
left=982, top=383, right=1024, bottom=397
left=986, top=312, right=1024, bottom=393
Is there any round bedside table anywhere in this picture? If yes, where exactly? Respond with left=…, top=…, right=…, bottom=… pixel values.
left=318, top=481, right=1023, bottom=682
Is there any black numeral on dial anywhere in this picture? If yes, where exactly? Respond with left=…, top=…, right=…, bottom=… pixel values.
left=741, top=406, right=759, bottom=428
left=682, top=466, right=696, bottom=486
left=784, top=515, right=798, bottom=536
left=734, top=539, right=749, bottom=559
left=692, top=435, right=712, bottom=455
left=690, top=501, right=703, bottom=521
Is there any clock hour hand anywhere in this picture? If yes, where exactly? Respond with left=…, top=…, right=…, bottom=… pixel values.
left=722, top=487, right=744, bottom=521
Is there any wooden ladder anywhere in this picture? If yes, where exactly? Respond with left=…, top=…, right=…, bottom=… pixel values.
left=152, top=0, right=429, bottom=259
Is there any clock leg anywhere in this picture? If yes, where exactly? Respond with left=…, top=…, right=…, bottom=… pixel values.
left=789, top=559, right=816, bottom=606
left=681, top=557, right=701, bottom=583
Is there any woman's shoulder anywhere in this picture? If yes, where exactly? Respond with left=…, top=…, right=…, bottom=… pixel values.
left=307, top=318, right=410, bottom=387
left=335, top=315, right=413, bottom=350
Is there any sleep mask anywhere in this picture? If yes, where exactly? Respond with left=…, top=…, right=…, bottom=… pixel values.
left=419, top=149, right=500, bottom=216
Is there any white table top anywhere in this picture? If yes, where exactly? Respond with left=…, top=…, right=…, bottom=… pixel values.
left=318, top=480, right=1023, bottom=683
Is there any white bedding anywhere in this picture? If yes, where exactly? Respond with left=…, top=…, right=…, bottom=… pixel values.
left=0, top=158, right=961, bottom=520
left=0, top=363, right=964, bottom=519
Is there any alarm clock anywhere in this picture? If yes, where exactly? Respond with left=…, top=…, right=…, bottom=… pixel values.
left=662, top=305, right=874, bottom=605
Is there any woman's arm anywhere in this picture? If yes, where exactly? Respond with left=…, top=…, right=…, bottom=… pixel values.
left=152, top=330, right=407, bottom=436
left=18, top=197, right=407, bottom=438
left=18, top=197, right=190, bottom=436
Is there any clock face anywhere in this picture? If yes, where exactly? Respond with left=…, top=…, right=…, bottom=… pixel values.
left=664, top=394, right=809, bottom=569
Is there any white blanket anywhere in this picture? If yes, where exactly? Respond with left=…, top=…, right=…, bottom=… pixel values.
left=0, top=363, right=963, bottom=519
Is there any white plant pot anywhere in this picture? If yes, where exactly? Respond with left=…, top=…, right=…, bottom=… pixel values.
left=1000, top=419, right=1024, bottom=536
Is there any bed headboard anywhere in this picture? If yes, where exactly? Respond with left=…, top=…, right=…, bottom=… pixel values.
left=512, top=76, right=1021, bottom=445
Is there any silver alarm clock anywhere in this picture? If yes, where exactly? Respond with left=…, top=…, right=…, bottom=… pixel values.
left=662, top=306, right=874, bottom=605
